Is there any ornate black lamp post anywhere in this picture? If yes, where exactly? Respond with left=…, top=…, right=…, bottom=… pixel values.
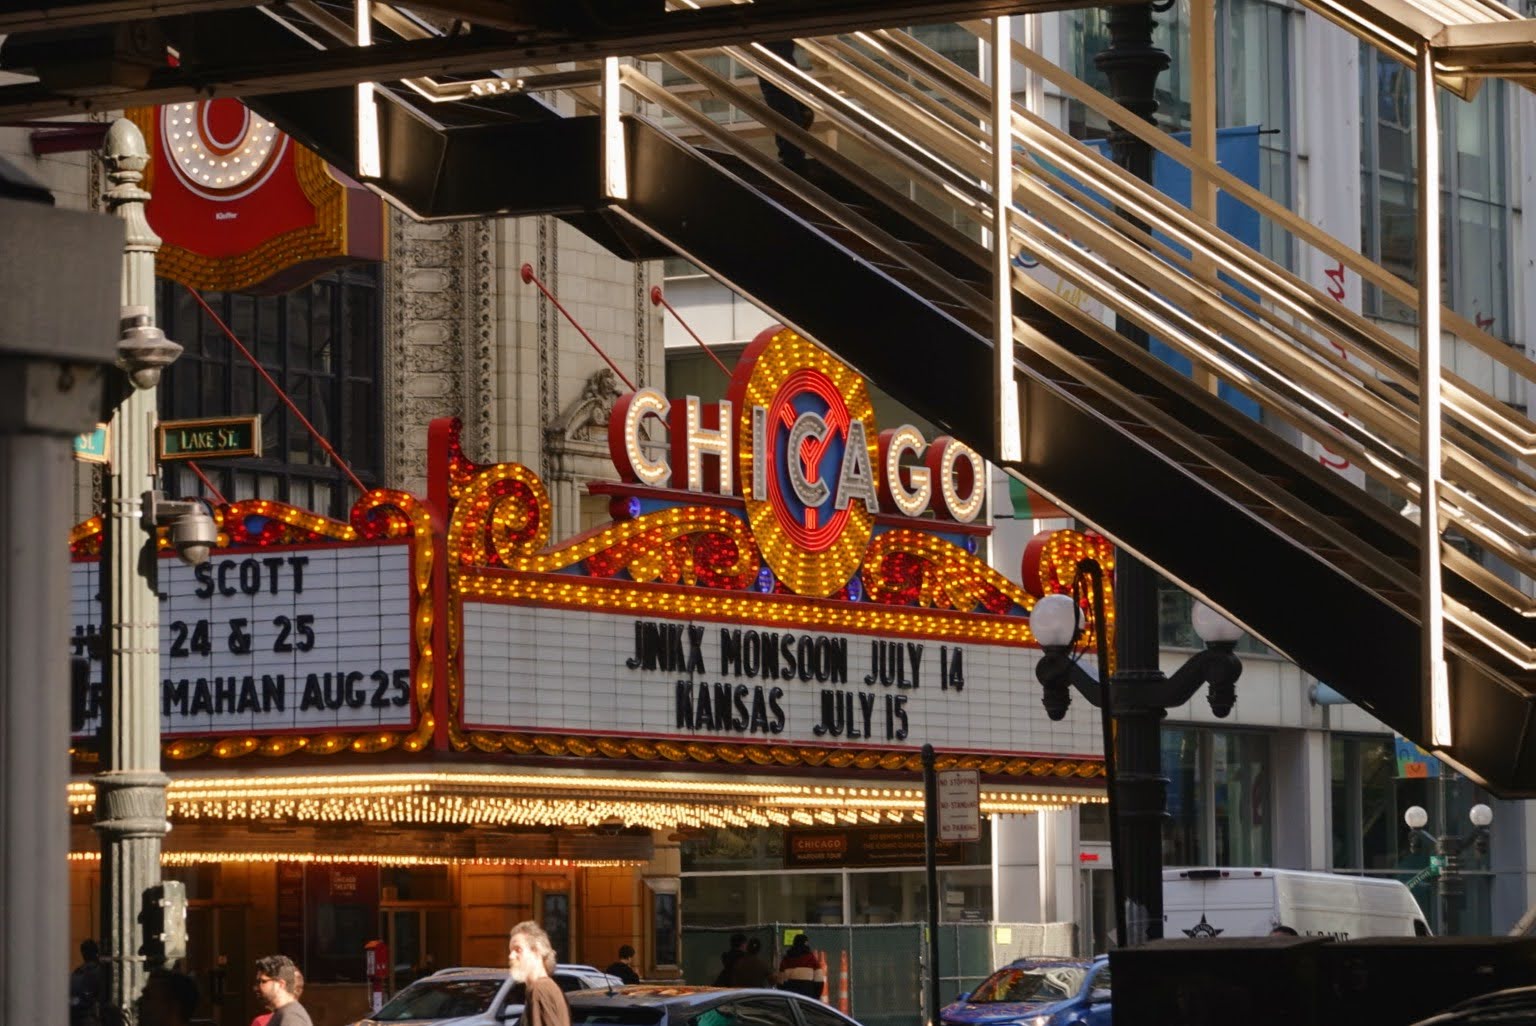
left=1032, top=559, right=1243, bottom=947
left=1404, top=793, right=1492, bottom=936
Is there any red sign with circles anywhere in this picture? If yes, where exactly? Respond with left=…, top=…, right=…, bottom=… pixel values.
left=129, top=101, right=384, bottom=294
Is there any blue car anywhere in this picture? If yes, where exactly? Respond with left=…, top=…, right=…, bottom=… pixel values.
left=940, top=956, right=1111, bottom=1026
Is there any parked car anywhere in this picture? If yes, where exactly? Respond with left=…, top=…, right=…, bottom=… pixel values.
left=566, top=984, right=862, bottom=1026
left=348, top=964, right=625, bottom=1025
left=1408, top=986, right=1536, bottom=1026
left=940, top=956, right=1111, bottom=1026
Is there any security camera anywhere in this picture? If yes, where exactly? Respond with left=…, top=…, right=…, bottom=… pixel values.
left=144, top=491, right=218, bottom=566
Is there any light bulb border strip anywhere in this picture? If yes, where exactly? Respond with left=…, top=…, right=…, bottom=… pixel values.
left=66, top=850, right=649, bottom=869
left=452, top=731, right=1105, bottom=781
left=64, top=768, right=1105, bottom=832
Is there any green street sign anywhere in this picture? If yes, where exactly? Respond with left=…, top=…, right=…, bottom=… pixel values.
left=73, top=423, right=110, bottom=465
left=158, top=415, right=262, bottom=462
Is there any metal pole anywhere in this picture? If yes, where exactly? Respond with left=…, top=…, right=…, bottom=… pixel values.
left=1415, top=42, right=1450, bottom=749
left=1078, top=561, right=1126, bottom=948
left=922, top=744, right=942, bottom=1026
left=991, top=16, right=1021, bottom=462
left=1093, top=2, right=1170, bottom=948
left=94, top=117, right=172, bottom=1026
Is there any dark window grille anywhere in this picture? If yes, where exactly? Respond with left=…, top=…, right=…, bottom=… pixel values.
left=154, top=266, right=383, bottom=521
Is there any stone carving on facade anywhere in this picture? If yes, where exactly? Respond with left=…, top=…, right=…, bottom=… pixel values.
left=545, top=367, right=627, bottom=539
left=383, top=211, right=494, bottom=494
left=547, top=368, right=624, bottom=443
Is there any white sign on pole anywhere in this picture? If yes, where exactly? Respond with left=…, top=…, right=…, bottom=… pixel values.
left=937, top=768, right=981, bottom=842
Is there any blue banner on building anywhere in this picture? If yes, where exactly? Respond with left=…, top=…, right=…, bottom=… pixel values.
left=1088, top=126, right=1265, bottom=420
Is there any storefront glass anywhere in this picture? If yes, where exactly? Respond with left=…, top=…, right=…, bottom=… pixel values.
left=1162, top=726, right=1272, bottom=866
left=1213, top=730, right=1271, bottom=865
left=683, top=872, right=843, bottom=927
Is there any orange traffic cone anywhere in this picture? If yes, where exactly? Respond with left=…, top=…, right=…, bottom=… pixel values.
left=837, top=950, right=851, bottom=1015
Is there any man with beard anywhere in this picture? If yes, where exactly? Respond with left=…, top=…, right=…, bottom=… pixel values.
left=509, top=921, right=569, bottom=1026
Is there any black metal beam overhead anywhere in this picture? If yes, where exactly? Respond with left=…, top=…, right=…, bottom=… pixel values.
left=0, top=0, right=1137, bottom=118
left=1, top=0, right=258, bottom=34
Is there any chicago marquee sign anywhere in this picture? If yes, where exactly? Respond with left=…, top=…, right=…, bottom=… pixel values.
left=447, top=325, right=1111, bottom=763
left=67, top=325, right=1111, bottom=774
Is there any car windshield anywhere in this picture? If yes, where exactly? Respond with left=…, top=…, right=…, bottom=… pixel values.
left=968, top=966, right=1086, bottom=1004
left=372, top=979, right=503, bottom=1021
left=569, top=1008, right=666, bottom=1026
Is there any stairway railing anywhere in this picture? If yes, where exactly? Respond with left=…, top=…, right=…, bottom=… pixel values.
left=592, top=26, right=1536, bottom=670
left=343, top=3, right=1536, bottom=671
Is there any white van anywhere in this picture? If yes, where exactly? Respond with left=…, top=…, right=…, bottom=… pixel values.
left=1163, top=867, right=1431, bottom=940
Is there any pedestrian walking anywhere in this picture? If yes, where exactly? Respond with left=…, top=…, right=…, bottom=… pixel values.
left=509, top=921, right=570, bottom=1026
left=756, top=39, right=814, bottom=172
left=606, top=944, right=641, bottom=985
left=777, top=934, right=823, bottom=999
left=70, top=939, right=106, bottom=1026
left=728, top=938, right=773, bottom=988
left=251, top=968, right=303, bottom=1026
left=253, top=955, right=311, bottom=1026
left=713, top=933, right=747, bottom=986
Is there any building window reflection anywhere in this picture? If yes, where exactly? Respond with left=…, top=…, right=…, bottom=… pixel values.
left=681, top=823, right=993, bottom=928
left=1161, top=725, right=1273, bottom=867
left=1358, top=49, right=1510, bottom=336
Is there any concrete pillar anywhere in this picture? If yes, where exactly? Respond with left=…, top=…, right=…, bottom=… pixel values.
left=0, top=174, right=122, bottom=1025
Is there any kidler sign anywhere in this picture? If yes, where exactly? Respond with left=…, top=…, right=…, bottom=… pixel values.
left=452, top=326, right=1106, bottom=758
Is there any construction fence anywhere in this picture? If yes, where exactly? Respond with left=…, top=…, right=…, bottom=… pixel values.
left=681, top=922, right=1075, bottom=1026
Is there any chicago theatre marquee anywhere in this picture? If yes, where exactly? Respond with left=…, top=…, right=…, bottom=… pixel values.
left=66, top=325, right=1111, bottom=998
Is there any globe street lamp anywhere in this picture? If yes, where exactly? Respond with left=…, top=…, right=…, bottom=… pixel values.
left=1403, top=799, right=1492, bottom=936
left=1032, top=558, right=1244, bottom=947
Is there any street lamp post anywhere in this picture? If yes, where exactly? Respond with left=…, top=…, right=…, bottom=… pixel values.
left=1032, top=559, right=1243, bottom=947
left=95, top=117, right=180, bottom=1026
left=1403, top=793, right=1492, bottom=936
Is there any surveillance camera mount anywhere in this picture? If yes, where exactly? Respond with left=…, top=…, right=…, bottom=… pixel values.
left=143, top=490, right=218, bottom=566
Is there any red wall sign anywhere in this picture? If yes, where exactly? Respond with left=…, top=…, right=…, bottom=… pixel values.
left=129, top=101, right=385, bottom=294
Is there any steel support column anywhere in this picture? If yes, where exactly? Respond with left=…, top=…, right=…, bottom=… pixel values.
left=1093, top=2, right=1172, bottom=948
